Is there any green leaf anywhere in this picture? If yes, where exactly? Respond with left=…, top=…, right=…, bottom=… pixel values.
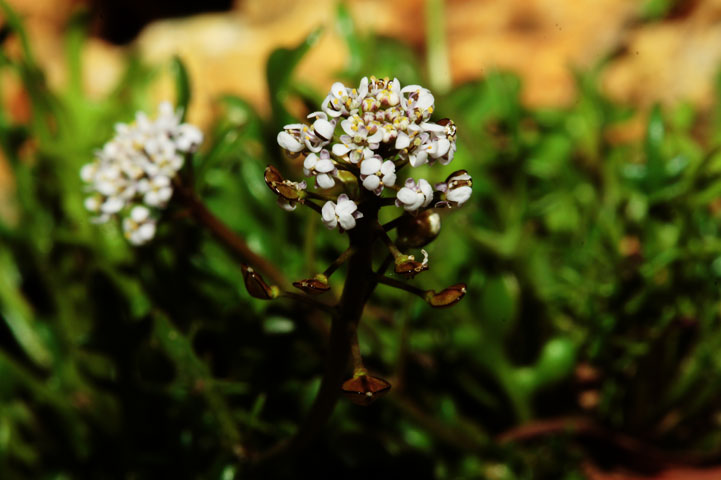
left=644, top=104, right=666, bottom=191
left=266, top=27, right=323, bottom=127
left=335, top=3, right=362, bottom=76
left=171, top=56, right=191, bottom=120
left=0, top=251, right=52, bottom=369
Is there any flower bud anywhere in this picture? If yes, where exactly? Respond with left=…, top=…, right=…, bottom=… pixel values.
left=241, top=265, right=280, bottom=300
left=396, top=210, right=441, bottom=249
left=425, top=283, right=467, bottom=308
left=341, top=372, right=391, bottom=406
left=435, top=170, right=472, bottom=208
left=292, top=274, right=330, bottom=295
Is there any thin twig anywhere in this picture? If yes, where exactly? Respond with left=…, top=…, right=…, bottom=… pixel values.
left=376, top=225, right=403, bottom=258
left=323, top=246, right=357, bottom=278
left=173, top=180, right=287, bottom=288
left=376, top=275, right=426, bottom=298
left=382, top=215, right=405, bottom=232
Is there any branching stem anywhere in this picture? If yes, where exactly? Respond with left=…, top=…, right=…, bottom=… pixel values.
left=173, top=179, right=287, bottom=288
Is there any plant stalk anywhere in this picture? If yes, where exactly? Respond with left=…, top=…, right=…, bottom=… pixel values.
left=250, top=201, right=379, bottom=467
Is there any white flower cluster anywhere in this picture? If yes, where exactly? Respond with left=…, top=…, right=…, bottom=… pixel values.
left=276, top=76, right=471, bottom=231
left=80, top=102, right=203, bottom=245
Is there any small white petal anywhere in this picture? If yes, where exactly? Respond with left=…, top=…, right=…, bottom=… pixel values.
left=447, top=186, right=472, bottom=205
left=362, top=175, right=381, bottom=192
left=366, top=129, right=383, bottom=144
left=409, top=150, right=428, bottom=167
left=360, top=157, right=382, bottom=176
left=382, top=172, right=397, bottom=187
left=277, top=197, right=297, bottom=211
left=316, top=174, right=335, bottom=189
left=315, top=159, right=336, bottom=174
left=420, top=122, right=444, bottom=132
left=335, top=198, right=358, bottom=217
left=101, top=197, right=124, bottom=214
left=130, top=205, right=150, bottom=222
left=380, top=161, right=395, bottom=176
left=331, top=82, right=347, bottom=98
left=84, top=196, right=101, bottom=212
left=397, top=188, right=419, bottom=205
left=435, top=138, right=451, bottom=157
left=332, top=143, right=351, bottom=156
left=322, top=201, right=337, bottom=229
left=80, top=164, right=97, bottom=182
left=304, top=153, right=319, bottom=170
left=395, top=132, right=411, bottom=150
left=358, top=77, right=369, bottom=97
left=138, top=222, right=156, bottom=241
left=338, top=212, right=357, bottom=230
left=277, top=131, right=303, bottom=152
left=313, top=118, right=335, bottom=141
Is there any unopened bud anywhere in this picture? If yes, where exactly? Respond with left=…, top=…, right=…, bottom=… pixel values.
left=435, top=170, right=472, bottom=208
left=396, top=210, right=441, bottom=249
left=341, top=372, right=391, bottom=406
left=425, top=283, right=466, bottom=308
left=292, top=274, right=330, bottom=295
left=241, top=265, right=280, bottom=300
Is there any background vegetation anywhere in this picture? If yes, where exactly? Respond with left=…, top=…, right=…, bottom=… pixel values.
left=2, top=1, right=721, bottom=478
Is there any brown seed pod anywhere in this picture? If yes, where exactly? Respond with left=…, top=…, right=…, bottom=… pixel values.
left=341, top=374, right=391, bottom=406
left=396, top=210, right=441, bottom=250
left=292, top=275, right=330, bottom=295
left=264, top=165, right=304, bottom=201
left=241, top=265, right=279, bottom=300
left=425, top=283, right=467, bottom=308
left=394, top=258, right=429, bottom=279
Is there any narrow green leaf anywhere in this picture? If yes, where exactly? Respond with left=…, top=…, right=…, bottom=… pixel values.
left=266, top=27, right=323, bottom=127
left=171, top=56, right=191, bottom=121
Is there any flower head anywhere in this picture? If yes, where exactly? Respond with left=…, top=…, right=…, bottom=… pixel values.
left=274, top=77, right=463, bottom=234
left=81, top=102, right=203, bottom=245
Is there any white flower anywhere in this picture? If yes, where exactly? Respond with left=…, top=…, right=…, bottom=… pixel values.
left=360, top=155, right=396, bottom=195
left=307, top=112, right=336, bottom=142
left=272, top=76, right=459, bottom=224
left=174, top=123, right=203, bottom=152
left=401, top=84, right=435, bottom=122
left=396, top=178, right=433, bottom=213
left=321, top=81, right=364, bottom=118
left=277, top=121, right=331, bottom=154
left=277, top=130, right=304, bottom=153
left=435, top=170, right=472, bottom=208
left=303, top=150, right=337, bottom=189
left=122, top=205, right=157, bottom=245
left=81, top=102, right=203, bottom=245
left=321, top=194, right=364, bottom=231
left=277, top=197, right=298, bottom=211
left=139, top=175, right=173, bottom=207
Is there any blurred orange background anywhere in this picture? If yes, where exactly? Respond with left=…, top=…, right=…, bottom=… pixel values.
left=5, top=0, right=721, bottom=124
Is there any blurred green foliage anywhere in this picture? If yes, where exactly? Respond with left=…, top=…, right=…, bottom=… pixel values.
left=2, top=1, right=721, bottom=479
